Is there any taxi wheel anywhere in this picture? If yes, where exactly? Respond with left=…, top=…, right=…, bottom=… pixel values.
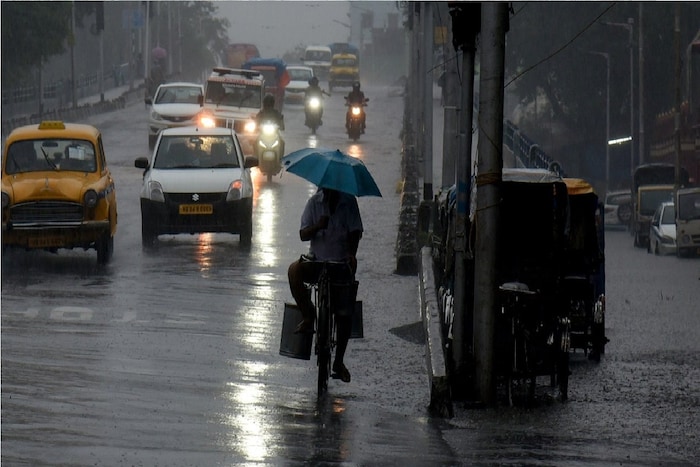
left=96, top=233, right=114, bottom=265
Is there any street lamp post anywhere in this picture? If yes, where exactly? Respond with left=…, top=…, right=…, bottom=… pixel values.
left=588, top=51, right=610, bottom=190
left=604, top=18, right=635, bottom=175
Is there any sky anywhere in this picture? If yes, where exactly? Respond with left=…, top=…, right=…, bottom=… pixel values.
left=215, top=1, right=352, bottom=59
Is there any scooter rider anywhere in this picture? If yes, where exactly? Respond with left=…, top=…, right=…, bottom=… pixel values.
left=256, top=94, right=285, bottom=156
left=345, top=81, right=366, bottom=133
left=304, top=77, right=330, bottom=126
left=256, top=94, right=285, bottom=130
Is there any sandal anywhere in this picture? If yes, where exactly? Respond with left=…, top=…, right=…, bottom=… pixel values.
left=332, top=363, right=351, bottom=383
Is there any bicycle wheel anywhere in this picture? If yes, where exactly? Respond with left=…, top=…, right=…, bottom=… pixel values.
left=316, top=276, right=331, bottom=398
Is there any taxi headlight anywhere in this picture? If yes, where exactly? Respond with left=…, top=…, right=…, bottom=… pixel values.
left=226, top=180, right=243, bottom=201
left=148, top=181, right=165, bottom=202
left=244, top=121, right=257, bottom=133
left=84, top=190, right=98, bottom=208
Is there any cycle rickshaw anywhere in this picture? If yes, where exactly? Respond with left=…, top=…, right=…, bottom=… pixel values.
left=562, top=178, right=606, bottom=361
left=495, top=168, right=571, bottom=404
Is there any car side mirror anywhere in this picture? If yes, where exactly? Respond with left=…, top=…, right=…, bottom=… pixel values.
left=145, top=97, right=153, bottom=106
left=134, top=157, right=150, bottom=170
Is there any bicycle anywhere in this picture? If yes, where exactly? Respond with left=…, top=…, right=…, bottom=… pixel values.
left=305, top=258, right=356, bottom=398
left=498, top=282, right=570, bottom=405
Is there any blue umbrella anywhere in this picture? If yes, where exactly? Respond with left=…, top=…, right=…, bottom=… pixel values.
left=282, top=148, right=382, bottom=197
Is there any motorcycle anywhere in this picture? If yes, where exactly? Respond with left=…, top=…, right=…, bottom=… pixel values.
left=344, top=97, right=369, bottom=141
left=304, top=94, right=324, bottom=135
left=255, top=120, right=284, bottom=182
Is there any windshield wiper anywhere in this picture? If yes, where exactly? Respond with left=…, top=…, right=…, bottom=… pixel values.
left=40, top=147, right=58, bottom=171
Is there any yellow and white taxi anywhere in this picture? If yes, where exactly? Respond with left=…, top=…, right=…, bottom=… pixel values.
left=2, top=121, right=118, bottom=264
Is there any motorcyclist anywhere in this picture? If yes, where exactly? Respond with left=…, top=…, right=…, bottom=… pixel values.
left=255, top=94, right=285, bottom=157
left=256, top=94, right=285, bottom=130
left=345, top=81, right=366, bottom=133
left=304, top=77, right=330, bottom=126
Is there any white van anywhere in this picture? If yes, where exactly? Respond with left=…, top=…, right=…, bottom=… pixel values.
left=675, top=187, right=700, bottom=257
left=303, top=45, right=332, bottom=80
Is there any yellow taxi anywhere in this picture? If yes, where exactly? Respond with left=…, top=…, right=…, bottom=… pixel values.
left=2, top=121, right=117, bottom=264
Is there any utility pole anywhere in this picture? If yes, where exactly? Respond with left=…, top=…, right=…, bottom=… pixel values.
left=422, top=1, right=434, bottom=201
left=674, top=3, right=681, bottom=190
left=448, top=0, right=480, bottom=397
left=473, top=2, right=508, bottom=405
left=638, top=4, right=645, bottom=165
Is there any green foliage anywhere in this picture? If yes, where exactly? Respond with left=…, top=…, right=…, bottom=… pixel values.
left=505, top=2, right=700, bottom=146
left=1, top=2, right=72, bottom=86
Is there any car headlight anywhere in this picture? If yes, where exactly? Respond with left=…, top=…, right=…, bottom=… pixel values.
left=199, top=114, right=216, bottom=128
left=2, top=192, right=9, bottom=209
left=244, top=120, right=257, bottom=133
left=148, top=180, right=165, bottom=202
left=84, top=189, right=98, bottom=208
left=226, top=179, right=243, bottom=201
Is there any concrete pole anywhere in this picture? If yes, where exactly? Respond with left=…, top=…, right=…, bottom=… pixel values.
left=674, top=3, right=681, bottom=189
left=438, top=2, right=457, bottom=190
left=452, top=36, right=476, bottom=386
left=473, top=2, right=507, bottom=406
left=638, top=4, right=645, bottom=165
left=422, top=1, right=434, bottom=201
left=628, top=18, right=635, bottom=176
left=71, top=1, right=77, bottom=109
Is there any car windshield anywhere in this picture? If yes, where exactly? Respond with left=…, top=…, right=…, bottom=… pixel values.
left=661, top=205, right=676, bottom=224
left=155, top=86, right=201, bottom=104
left=5, top=139, right=96, bottom=174
left=678, top=192, right=700, bottom=220
left=153, top=135, right=239, bottom=169
left=204, top=81, right=261, bottom=108
left=289, top=69, right=312, bottom=81
left=640, top=189, right=673, bottom=215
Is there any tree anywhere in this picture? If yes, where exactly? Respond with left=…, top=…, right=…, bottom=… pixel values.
left=1, top=2, right=72, bottom=87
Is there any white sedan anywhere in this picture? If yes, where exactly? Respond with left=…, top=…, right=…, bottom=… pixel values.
left=648, top=201, right=676, bottom=255
left=134, top=126, right=259, bottom=248
left=284, top=65, right=315, bottom=104
left=146, top=82, right=204, bottom=149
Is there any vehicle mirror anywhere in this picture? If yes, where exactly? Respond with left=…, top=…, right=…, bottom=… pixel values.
left=42, top=141, right=59, bottom=148
left=145, top=97, right=153, bottom=106
left=134, top=157, right=149, bottom=169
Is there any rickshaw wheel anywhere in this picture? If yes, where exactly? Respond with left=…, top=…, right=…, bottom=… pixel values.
left=557, top=350, right=569, bottom=401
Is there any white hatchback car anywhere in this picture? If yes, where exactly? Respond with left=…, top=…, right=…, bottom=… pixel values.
left=134, top=126, right=258, bottom=248
left=146, top=82, right=204, bottom=149
left=648, top=201, right=676, bottom=255
left=284, top=65, right=315, bottom=104
left=603, top=189, right=632, bottom=229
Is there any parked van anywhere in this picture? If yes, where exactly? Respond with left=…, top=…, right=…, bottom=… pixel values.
left=302, top=45, right=332, bottom=80
left=675, top=187, right=700, bottom=257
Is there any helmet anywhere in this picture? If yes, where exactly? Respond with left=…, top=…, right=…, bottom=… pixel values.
left=309, top=76, right=319, bottom=86
left=352, top=81, right=361, bottom=91
left=263, top=94, right=275, bottom=109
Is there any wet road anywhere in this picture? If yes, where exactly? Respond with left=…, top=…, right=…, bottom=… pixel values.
left=3, top=84, right=700, bottom=465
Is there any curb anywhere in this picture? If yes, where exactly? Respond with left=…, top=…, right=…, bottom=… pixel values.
left=420, top=246, right=453, bottom=417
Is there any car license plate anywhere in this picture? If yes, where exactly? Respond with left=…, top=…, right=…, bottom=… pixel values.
left=29, top=236, right=65, bottom=248
left=179, top=204, right=213, bottom=215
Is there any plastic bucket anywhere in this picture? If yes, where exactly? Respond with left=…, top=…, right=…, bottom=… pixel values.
left=279, top=303, right=313, bottom=360
left=331, top=280, right=358, bottom=317
left=350, top=300, right=363, bottom=339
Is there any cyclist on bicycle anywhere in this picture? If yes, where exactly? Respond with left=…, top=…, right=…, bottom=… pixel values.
left=288, top=187, right=363, bottom=383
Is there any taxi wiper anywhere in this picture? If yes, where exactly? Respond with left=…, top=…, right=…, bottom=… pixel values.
left=40, top=146, right=58, bottom=171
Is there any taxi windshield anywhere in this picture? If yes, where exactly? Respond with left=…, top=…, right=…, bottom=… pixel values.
left=5, top=139, right=96, bottom=174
